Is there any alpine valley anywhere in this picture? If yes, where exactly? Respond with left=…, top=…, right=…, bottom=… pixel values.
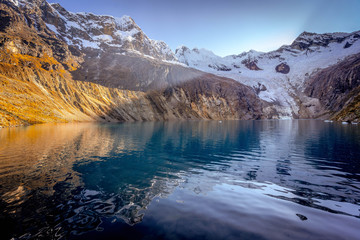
left=1, top=0, right=360, bottom=127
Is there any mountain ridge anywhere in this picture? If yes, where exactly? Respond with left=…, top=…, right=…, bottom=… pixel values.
left=175, top=30, right=360, bottom=118
left=0, top=0, right=359, bottom=128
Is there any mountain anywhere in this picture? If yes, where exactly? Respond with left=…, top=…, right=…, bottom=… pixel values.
left=42, top=2, right=176, bottom=61
left=0, top=0, right=359, bottom=128
left=175, top=31, right=360, bottom=119
left=302, top=52, right=360, bottom=121
left=0, top=0, right=273, bottom=128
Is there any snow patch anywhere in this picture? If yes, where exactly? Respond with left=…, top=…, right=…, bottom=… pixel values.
left=65, top=20, right=82, bottom=30
left=114, top=15, right=134, bottom=29
left=45, top=23, right=59, bottom=35
left=162, top=59, right=188, bottom=67
left=114, top=28, right=139, bottom=42
left=93, top=35, right=113, bottom=42
left=9, top=0, right=19, bottom=6
left=73, top=38, right=100, bottom=49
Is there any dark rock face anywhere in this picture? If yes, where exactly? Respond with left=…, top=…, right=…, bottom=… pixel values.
left=72, top=50, right=205, bottom=91
left=303, top=53, right=360, bottom=121
left=160, top=74, right=266, bottom=120
left=253, top=82, right=267, bottom=95
left=241, top=58, right=262, bottom=71
left=208, top=64, right=232, bottom=71
left=246, top=61, right=262, bottom=71
left=175, top=46, right=189, bottom=55
left=275, top=63, right=290, bottom=74
left=344, top=42, right=352, bottom=49
left=290, top=31, right=346, bottom=51
left=0, top=9, right=12, bottom=31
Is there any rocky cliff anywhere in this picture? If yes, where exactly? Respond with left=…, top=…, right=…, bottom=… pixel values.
left=0, top=0, right=273, bottom=127
left=301, top=53, right=360, bottom=122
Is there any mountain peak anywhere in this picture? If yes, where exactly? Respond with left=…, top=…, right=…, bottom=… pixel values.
left=175, top=45, right=190, bottom=55
left=298, top=31, right=316, bottom=37
left=290, top=31, right=353, bottom=51
left=115, top=15, right=134, bottom=25
left=32, top=1, right=175, bottom=60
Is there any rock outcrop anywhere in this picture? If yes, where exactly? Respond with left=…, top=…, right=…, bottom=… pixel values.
left=275, top=63, right=290, bottom=74
left=241, top=58, right=262, bottom=71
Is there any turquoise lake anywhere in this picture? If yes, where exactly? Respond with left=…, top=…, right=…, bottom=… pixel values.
left=0, top=120, right=359, bottom=239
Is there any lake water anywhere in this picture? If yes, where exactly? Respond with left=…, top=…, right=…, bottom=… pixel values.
left=0, top=120, right=359, bottom=240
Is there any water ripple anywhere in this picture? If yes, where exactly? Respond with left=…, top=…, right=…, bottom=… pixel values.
left=0, top=120, right=359, bottom=239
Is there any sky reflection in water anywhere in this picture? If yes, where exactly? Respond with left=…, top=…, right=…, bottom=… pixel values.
left=0, top=120, right=359, bottom=239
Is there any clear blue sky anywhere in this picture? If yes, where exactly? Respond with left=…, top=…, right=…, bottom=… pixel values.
left=48, top=0, right=360, bottom=57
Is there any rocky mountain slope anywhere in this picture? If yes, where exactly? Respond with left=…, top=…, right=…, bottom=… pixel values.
left=39, top=0, right=206, bottom=91
left=9, top=0, right=176, bottom=61
left=176, top=31, right=360, bottom=119
left=302, top=53, right=360, bottom=121
left=0, top=0, right=273, bottom=127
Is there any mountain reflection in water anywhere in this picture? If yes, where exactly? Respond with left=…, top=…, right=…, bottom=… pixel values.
left=0, top=120, right=359, bottom=239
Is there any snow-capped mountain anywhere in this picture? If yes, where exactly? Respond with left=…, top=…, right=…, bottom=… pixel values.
left=175, top=31, right=360, bottom=117
left=21, top=0, right=176, bottom=61
left=1, top=0, right=359, bottom=127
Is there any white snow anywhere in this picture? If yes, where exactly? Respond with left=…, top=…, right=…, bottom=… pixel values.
left=176, top=46, right=223, bottom=66
left=9, top=0, right=18, bottom=6
left=152, top=40, right=172, bottom=55
left=114, top=15, right=134, bottom=29
left=45, top=23, right=59, bottom=35
left=80, top=39, right=100, bottom=49
left=107, top=43, right=123, bottom=48
left=93, top=34, right=113, bottom=42
left=114, top=28, right=139, bottom=42
left=72, top=38, right=100, bottom=49
left=65, top=19, right=82, bottom=30
left=162, top=59, right=188, bottom=67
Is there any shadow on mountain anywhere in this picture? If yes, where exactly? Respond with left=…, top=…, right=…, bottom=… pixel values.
left=73, top=54, right=274, bottom=122
left=71, top=51, right=205, bottom=91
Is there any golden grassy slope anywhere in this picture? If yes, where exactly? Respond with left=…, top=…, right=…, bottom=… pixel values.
left=0, top=49, right=150, bottom=127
